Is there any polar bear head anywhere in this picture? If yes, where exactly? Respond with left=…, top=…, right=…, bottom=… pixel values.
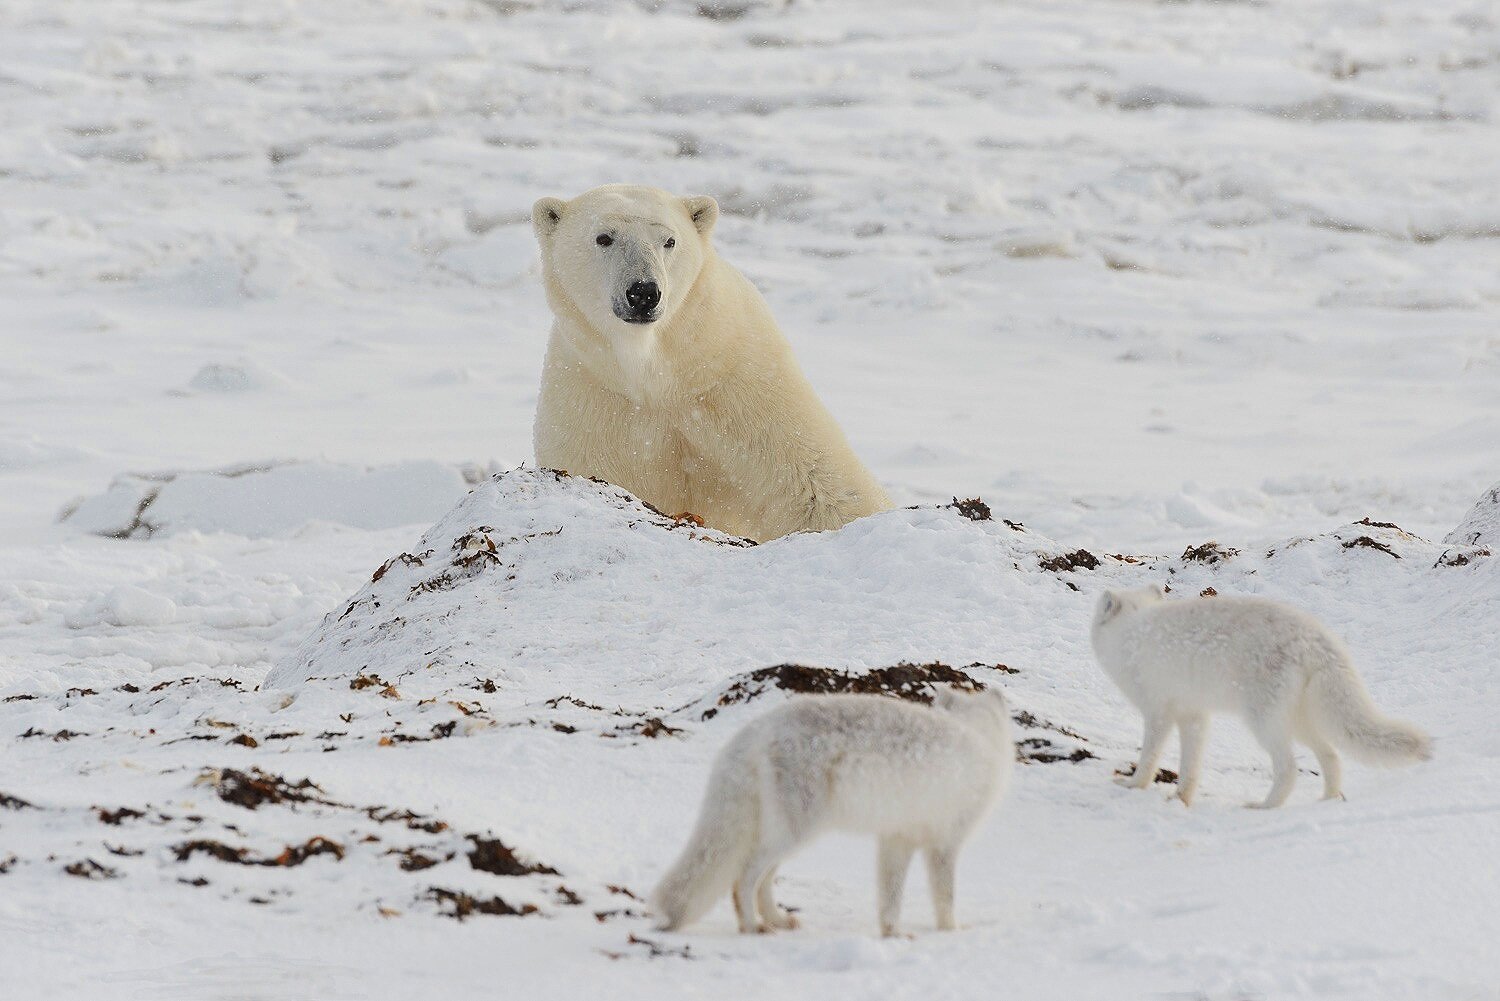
left=533, top=184, right=720, bottom=333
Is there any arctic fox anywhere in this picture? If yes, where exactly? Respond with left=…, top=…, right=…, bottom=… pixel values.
left=651, top=689, right=1014, bottom=937
left=1091, top=586, right=1431, bottom=808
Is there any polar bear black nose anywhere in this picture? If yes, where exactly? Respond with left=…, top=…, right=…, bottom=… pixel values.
left=625, top=281, right=661, bottom=313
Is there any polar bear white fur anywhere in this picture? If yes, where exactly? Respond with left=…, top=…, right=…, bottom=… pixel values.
left=530, top=184, right=892, bottom=542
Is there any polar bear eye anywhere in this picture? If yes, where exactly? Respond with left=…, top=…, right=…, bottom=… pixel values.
left=664, top=237, right=676, bottom=250
left=596, top=234, right=613, bottom=247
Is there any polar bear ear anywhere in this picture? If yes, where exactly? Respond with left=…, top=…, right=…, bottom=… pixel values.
left=682, top=195, right=719, bottom=236
left=532, top=197, right=567, bottom=241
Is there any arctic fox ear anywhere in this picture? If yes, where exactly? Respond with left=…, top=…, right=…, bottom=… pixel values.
left=682, top=195, right=719, bottom=236
left=1150, top=583, right=1166, bottom=599
left=532, top=197, right=566, bottom=241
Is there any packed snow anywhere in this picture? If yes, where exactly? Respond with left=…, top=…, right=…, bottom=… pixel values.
left=1, top=0, right=1497, bottom=998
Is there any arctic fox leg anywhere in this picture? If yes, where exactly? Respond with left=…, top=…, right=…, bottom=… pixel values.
left=1175, top=714, right=1210, bottom=806
left=1248, top=717, right=1299, bottom=809
left=1119, top=711, right=1171, bottom=789
left=1300, top=727, right=1344, bottom=801
left=923, top=843, right=960, bottom=931
left=736, top=841, right=797, bottom=934
left=755, top=864, right=799, bottom=930
left=876, top=836, right=916, bottom=937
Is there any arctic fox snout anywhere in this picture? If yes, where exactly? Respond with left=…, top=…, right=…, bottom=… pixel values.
left=1091, top=586, right=1431, bottom=809
left=650, top=689, right=1014, bottom=937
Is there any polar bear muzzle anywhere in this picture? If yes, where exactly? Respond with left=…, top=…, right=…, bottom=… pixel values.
left=616, top=280, right=662, bottom=324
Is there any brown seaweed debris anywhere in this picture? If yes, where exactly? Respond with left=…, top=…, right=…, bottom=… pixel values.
left=1016, top=737, right=1095, bottom=764
left=272, top=837, right=345, bottom=867
left=621, top=933, right=695, bottom=960
left=366, top=807, right=448, bottom=834
left=64, top=858, right=119, bottom=880
left=1039, top=549, right=1099, bottom=572
left=350, top=673, right=400, bottom=699
left=372, top=551, right=429, bottom=582
left=1435, top=547, right=1490, bottom=568
left=172, top=836, right=344, bottom=867
left=379, top=721, right=459, bottom=745
left=1115, top=764, right=1179, bottom=785
left=95, top=806, right=145, bottom=825
left=427, top=887, right=539, bottom=921
left=389, top=848, right=447, bottom=872
left=208, top=768, right=337, bottom=811
left=1010, top=710, right=1085, bottom=741
left=1342, top=535, right=1400, bottom=558
left=1181, top=541, right=1238, bottom=564
left=703, top=662, right=999, bottom=719
left=467, top=836, right=559, bottom=877
left=634, top=717, right=683, bottom=739
left=949, top=497, right=992, bottom=521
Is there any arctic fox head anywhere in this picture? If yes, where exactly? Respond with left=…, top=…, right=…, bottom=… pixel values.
left=1093, top=584, right=1167, bottom=630
left=533, top=184, right=719, bottom=334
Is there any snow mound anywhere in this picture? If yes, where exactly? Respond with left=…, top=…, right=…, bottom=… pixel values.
left=183, top=360, right=291, bottom=394
left=61, top=460, right=478, bottom=538
left=268, top=469, right=1495, bottom=723
left=1445, top=482, right=1500, bottom=549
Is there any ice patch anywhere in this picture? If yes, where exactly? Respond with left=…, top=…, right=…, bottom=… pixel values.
left=62, top=461, right=474, bottom=538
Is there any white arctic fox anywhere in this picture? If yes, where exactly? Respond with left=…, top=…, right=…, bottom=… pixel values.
left=1091, top=586, right=1431, bottom=808
left=652, top=689, right=1014, bottom=937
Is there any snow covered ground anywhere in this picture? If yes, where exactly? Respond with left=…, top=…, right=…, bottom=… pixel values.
left=1, top=1, right=1497, bottom=998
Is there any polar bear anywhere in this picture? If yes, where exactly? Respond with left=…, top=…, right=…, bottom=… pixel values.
left=530, top=184, right=892, bottom=542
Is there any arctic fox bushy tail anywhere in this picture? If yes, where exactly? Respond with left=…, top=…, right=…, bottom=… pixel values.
left=651, top=762, right=757, bottom=931
left=1308, top=664, right=1432, bottom=765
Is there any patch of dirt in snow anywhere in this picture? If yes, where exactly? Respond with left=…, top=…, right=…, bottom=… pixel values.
left=699, top=660, right=1006, bottom=714
left=0, top=753, right=609, bottom=921
left=1180, top=541, right=1240, bottom=564
left=1039, top=548, right=1102, bottom=572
